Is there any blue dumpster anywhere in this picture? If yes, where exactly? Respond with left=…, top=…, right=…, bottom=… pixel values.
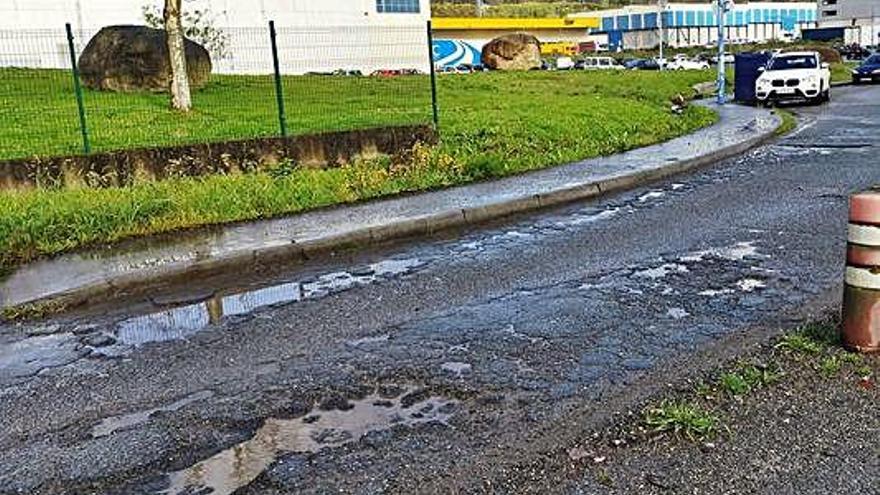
left=734, top=52, right=772, bottom=104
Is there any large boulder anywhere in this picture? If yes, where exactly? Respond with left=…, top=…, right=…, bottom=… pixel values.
left=481, top=33, right=541, bottom=71
left=79, top=25, right=212, bottom=92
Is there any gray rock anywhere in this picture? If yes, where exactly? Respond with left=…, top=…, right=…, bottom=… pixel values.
left=79, top=25, right=211, bottom=92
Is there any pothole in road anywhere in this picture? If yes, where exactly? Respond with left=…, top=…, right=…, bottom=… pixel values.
left=92, top=390, right=214, bottom=438
left=92, top=258, right=423, bottom=354
left=0, top=333, right=85, bottom=385
left=158, top=388, right=457, bottom=495
left=584, top=240, right=772, bottom=306
left=632, top=263, right=689, bottom=280
left=678, top=241, right=762, bottom=263
left=637, top=191, right=666, bottom=202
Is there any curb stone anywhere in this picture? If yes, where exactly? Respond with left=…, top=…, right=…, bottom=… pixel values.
left=0, top=104, right=782, bottom=313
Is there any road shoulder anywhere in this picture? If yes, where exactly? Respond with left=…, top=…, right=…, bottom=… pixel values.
left=1, top=103, right=781, bottom=312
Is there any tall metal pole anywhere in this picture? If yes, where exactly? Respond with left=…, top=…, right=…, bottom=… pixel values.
left=426, top=20, right=439, bottom=130
left=269, top=20, right=288, bottom=137
left=716, top=0, right=727, bottom=105
left=65, top=22, right=91, bottom=154
left=658, top=0, right=666, bottom=71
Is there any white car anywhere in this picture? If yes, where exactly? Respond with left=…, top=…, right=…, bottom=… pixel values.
left=556, top=56, right=575, bottom=70
left=711, top=52, right=736, bottom=64
left=580, top=56, right=624, bottom=70
left=666, top=56, right=710, bottom=70
left=755, top=51, right=831, bottom=105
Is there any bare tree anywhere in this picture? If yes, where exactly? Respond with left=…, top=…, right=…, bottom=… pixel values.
left=164, top=0, right=192, bottom=111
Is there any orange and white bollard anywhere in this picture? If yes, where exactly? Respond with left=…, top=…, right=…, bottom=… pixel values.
left=843, top=189, right=880, bottom=353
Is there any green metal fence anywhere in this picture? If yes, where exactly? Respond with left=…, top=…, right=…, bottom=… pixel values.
left=0, top=22, right=438, bottom=162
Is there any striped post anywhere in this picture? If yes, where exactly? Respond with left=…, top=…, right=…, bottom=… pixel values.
left=843, top=188, right=880, bottom=353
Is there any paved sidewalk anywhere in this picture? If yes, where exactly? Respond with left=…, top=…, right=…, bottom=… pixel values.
left=0, top=103, right=779, bottom=309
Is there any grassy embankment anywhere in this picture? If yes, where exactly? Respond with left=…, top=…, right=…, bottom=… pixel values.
left=0, top=70, right=717, bottom=271
left=581, top=320, right=878, bottom=490
left=633, top=322, right=872, bottom=441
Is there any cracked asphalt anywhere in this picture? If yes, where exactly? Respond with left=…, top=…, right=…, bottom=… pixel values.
left=1, top=85, right=879, bottom=495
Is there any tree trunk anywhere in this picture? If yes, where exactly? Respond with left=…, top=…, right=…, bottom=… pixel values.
left=164, top=0, right=192, bottom=111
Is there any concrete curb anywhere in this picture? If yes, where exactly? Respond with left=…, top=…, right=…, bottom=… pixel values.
left=1, top=105, right=782, bottom=314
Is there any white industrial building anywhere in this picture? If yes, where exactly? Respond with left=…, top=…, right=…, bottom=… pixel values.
left=571, top=2, right=818, bottom=50
left=816, top=0, right=880, bottom=45
left=0, top=0, right=432, bottom=74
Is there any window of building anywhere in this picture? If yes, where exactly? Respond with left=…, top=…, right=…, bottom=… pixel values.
left=823, top=9, right=838, bottom=16
left=822, top=0, right=837, bottom=5
left=376, top=0, right=420, bottom=13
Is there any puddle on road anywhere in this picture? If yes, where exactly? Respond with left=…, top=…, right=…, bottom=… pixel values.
left=92, top=391, right=214, bottom=438
left=632, top=263, right=689, bottom=280
left=736, top=278, right=767, bottom=292
left=698, top=288, right=735, bottom=296
left=440, top=361, right=472, bottom=376
left=556, top=207, right=620, bottom=228
left=159, top=389, right=456, bottom=495
left=679, top=241, right=761, bottom=263
left=665, top=307, right=690, bottom=319
left=345, top=334, right=390, bottom=347
left=637, top=191, right=666, bottom=202
left=105, top=258, right=423, bottom=350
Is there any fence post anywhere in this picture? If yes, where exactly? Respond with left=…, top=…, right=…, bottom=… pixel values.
left=269, top=20, right=288, bottom=137
left=426, top=20, right=439, bottom=130
left=65, top=23, right=91, bottom=154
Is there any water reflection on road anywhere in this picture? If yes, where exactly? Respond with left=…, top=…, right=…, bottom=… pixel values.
left=109, top=258, right=423, bottom=350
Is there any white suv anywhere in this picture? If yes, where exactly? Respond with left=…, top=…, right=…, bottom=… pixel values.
left=755, top=51, right=831, bottom=105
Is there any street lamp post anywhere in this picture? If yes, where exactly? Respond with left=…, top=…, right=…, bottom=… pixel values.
left=658, top=0, right=667, bottom=71
left=716, top=0, right=733, bottom=105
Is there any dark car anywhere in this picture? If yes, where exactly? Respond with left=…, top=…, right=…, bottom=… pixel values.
left=625, top=58, right=660, bottom=70
left=529, top=60, right=552, bottom=71
left=852, top=53, right=880, bottom=83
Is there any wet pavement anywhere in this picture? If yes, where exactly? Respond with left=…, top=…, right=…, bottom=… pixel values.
left=1, top=86, right=879, bottom=494
left=0, top=102, right=776, bottom=310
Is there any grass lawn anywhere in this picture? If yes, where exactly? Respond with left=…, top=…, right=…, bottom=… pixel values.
left=0, top=69, right=434, bottom=160
left=831, top=61, right=860, bottom=84
left=0, top=70, right=717, bottom=272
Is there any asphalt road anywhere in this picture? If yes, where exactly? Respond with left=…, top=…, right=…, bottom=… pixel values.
left=1, top=85, right=879, bottom=495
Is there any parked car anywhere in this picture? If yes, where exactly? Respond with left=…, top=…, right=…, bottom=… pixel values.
left=370, top=68, right=422, bottom=77
left=711, top=52, right=736, bottom=64
left=578, top=56, right=624, bottom=70
left=624, top=58, right=660, bottom=70
left=666, top=55, right=710, bottom=70
left=852, top=53, right=880, bottom=83
left=755, top=51, right=831, bottom=106
left=529, top=60, right=553, bottom=71
left=556, top=56, right=576, bottom=70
